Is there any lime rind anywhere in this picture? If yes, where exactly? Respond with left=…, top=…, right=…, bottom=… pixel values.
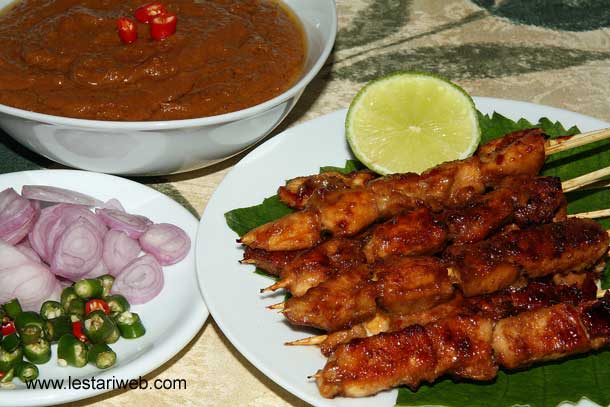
left=346, top=71, right=480, bottom=175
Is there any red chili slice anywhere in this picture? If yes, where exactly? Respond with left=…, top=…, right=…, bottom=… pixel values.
left=135, top=2, right=167, bottom=24
left=85, top=299, right=110, bottom=315
left=117, top=17, right=138, bottom=44
left=1, top=321, right=16, bottom=336
left=72, top=320, right=88, bottom=342
left=150, top=13, right=177, bottom=41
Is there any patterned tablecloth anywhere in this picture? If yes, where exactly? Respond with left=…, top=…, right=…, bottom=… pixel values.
left=2, top=0, right=607, bottom=406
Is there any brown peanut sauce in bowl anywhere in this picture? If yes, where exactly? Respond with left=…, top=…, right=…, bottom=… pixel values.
left=0, top=0, right=306, bottom=121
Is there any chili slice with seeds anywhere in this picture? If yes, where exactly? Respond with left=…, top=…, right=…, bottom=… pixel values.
left=71, top=321, right=88, bottom=342
left=86, top=299, right=110, bottom=315
left=135, top=2, right=167, bottom=23
left=150, top=13, right=177, bottom=41
left=117, top=17, right=138, bottom=44
left=1, top=321, right=15, bottom=337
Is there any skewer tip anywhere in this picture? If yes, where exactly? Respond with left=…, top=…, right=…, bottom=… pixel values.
left=267, top=302, right=285, bottom=310
left=260, top=280, right=289, bottom=293
left=307, top=372, right=322, bottom=380
left=285, top=335, right=328, bottom=346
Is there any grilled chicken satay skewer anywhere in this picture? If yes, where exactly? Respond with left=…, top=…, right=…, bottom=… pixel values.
left=273, top=219, right=609, bottom=332
left=253, top=175, right=566, bottom=296
left=315, top=294, right=610, bottom=398
left=278, top=128, right=610, bottom=210
left=241, top=129, right=548, bottom=251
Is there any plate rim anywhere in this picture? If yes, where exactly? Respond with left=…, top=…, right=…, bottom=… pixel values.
left=0, top=169, right=208, bottom=407
left=197, top=97, right=610, bottom=407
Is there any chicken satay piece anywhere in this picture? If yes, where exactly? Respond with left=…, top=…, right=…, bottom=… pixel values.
left=278, top=170, right=377, bottom=210
left=375, top=256, right=455, bottom=314
left=317, top=316, right=496, bottom=398
left=362, top=207, right=448, bottom=262
left=446, top=218, right=609, bottom=296
left=492, top=303, right=590, bottom=368
left=241, top=129, right=547, bottom=251
left=241, top=247, right=302, bottom=277
left=275, top=238, right=366, bottom=296
left=477, top=128, right=547, bottom=182
left=443, top=175, right=566, bottom=244
left=502, top=218, right=609, bottom=278
left=316, top=296, right=610, bottom=398
left=282, top=266, right=377, bottom=332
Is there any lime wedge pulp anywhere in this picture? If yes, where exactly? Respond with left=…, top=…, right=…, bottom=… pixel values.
left=345, top=71, right=480, bottom=175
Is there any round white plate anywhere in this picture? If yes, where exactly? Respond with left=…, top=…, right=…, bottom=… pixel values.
left=196, top=97, right=610, bottom=407
left=0, top=170, right=208, bottom=407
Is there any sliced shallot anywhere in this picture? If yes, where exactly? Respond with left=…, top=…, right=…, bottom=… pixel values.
left=96, top=208, right=152, bottom=239
left=101, top=198, right=126, bottom=212
left=16, top=241, right=42, bottom=263
left=103, top=230, right=141, bottom=276
left=28, top=204, right=64, bottom=261
left=22, top=185, right=102, bottom=207
left=139, top=223, right=190, bottom=265
left=51, top=217, right=103, bottom=280
left=111, top=254, right=164, bottom=304
left=83, top=259, right=110, bottom=279
left=0, top=240, right=61, bottom=311
left=0, top=188, right=38, bottom=245
left=43, top=204, right=107, bottom=262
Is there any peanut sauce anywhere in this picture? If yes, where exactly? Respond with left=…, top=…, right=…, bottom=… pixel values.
left=0, top=0, right=306, bottom=121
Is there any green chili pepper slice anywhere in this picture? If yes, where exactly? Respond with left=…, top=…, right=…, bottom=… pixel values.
left=15, top=361, right=38, bottom=382
left=20, top=325, right=43, bottom=345
left=40, top=301, right=64, bottom=320
left=104, top=322, right=120, bottom=344
left=67, top=298, right=86, bottom=319
left=57, top=334, right=88, bottom=368
left=83, top=311, right=114, bottom=344
left=61, top=287, right=78, bottom=311
left=87, top=343, right=117, bottom=369
left=0, top=346, right=22, bottom=372
left=14, top=311, right=45, bottom=332
left=115, top=311, right=145, bottom=339
left=23, top=338, right=51, bottom=364
left=105, top=295, right=130, bottom=317
left=74, top=279, right=103, bottom=300
left=97, top=275, right=115, bottom=298
left=1, top=333, right=20, bottom=353
left=45, top=316, right=73, bottom=343
left=3, top=299, right=22, bottom=320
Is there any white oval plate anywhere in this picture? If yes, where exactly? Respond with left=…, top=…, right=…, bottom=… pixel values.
left=196, top=97, right=610, bottom=407
left=0, top=170, right=208, bottom=407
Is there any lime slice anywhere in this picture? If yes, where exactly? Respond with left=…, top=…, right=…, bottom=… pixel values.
left=346, top=71, right=480, bottom=175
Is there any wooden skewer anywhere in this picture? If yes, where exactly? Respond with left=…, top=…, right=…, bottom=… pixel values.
left=561, top=166, right=610, bottom=193
left=545, top=128, right=610, bottom=156
left=286, top=335, right=328, bottom=346
left=569, top=209, right=610, bottom=219
left=266, top=302, right=285, bottom=310
left=261, top=280, right=290, bottom=293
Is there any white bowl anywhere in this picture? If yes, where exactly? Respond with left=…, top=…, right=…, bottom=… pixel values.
left=0, top=0, right=337, bottom=176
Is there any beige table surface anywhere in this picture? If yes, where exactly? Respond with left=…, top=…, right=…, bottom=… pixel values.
left=27, top=0, right=610, bottom=405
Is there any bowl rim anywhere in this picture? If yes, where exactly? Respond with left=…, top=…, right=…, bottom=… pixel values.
left=0, top=0, right=337, bottom=131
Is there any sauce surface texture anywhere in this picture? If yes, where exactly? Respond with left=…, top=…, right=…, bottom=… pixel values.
left=0, top=0, right=306, bottom=121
